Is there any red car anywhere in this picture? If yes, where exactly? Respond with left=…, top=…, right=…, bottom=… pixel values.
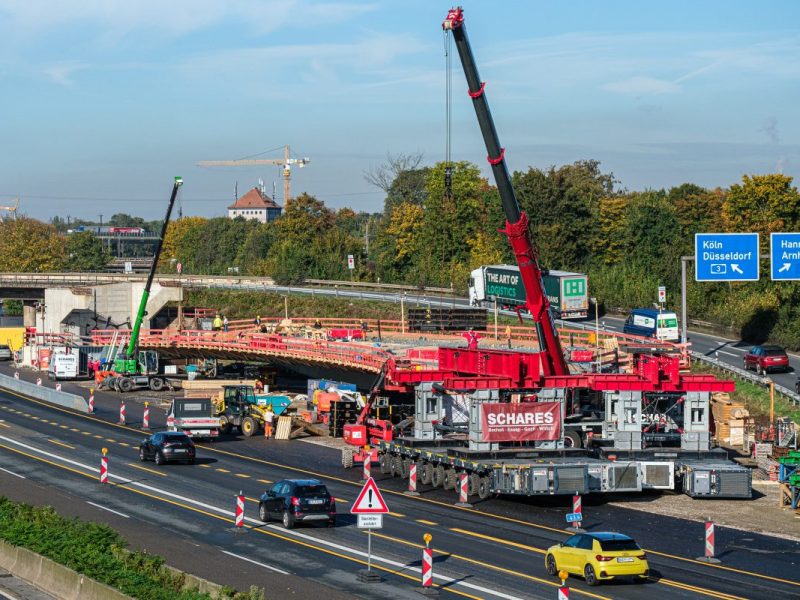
left=743, top=344, right=789, bottom=375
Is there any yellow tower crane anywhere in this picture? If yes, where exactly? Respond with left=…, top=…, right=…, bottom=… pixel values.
left=197, top=145, right=310, bottom=208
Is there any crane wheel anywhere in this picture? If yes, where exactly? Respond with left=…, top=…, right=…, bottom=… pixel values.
left=431, top=465, right=445, bottom=488
left=119, top=378, right=134, bottom=393
left=242, top=417, right=257, bottom=437
left=341, top=448, right=354, bottom=469
left=477, top=476, right=492, bottom=500
left=149, top=377, right=164, bottom=392
left=443, top=468, right=457, bottom=490
left=420, top=462, right=434, bottom=485
left=468, top=473, right=481, bottom=496
left=379, top=453, right=392, bottom=474
left=400, top=458, right=411, bottom=479
left=563, top=431, right=582, bottom=449
left=391, top=454, right=403, bottom=477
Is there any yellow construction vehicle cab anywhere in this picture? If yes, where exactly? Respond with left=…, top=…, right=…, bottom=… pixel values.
left=215, top=385, right=268, bottom=437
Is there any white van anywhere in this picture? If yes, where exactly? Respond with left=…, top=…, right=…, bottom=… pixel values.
left=48, top=352, right=79, bottom=381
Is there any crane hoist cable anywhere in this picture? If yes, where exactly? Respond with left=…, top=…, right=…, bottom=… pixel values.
left=443, top=27, right=454, bottom=199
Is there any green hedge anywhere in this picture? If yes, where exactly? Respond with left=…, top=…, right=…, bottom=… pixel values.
left=0, top=498, right=262, bottom=600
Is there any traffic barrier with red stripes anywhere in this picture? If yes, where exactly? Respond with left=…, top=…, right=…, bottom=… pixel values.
left=36, top=377, right=41, bottom=386
left=405, top=462, right=420, bottom=496
left=100, top=448, right=108, bottom=484
left=363, top=452, right=371, bottom=481
left=142, top=402, right=150, bottom=430
left=88, top=389, right=95, bottom=414
left=558, top=586, right=569, bottom=599
left=13, top=371, right=19, bottom=380
left=697, top=519, right=721, bottom=563
left=235, top=491, right=245, bottom=528
left=422, top=548, right=433, bottom=588
left=572, top=494, right=582, bottom=530
left=455, top=472, right=472, bottom=507
left=118, top=401, right=126, bottom=425
left=55, top=383, right=62, bottom=392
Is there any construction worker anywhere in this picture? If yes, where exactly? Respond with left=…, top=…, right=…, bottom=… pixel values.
left=223, top=315, right=229, bottom=332
left=264, top=405, right=274, bottom=438
left=462, top=328, right=481, bottom=350
left=505, top=325, right=513, bottom=349
left=212, top=314, right=222, bottom=331
left=254, top=315, right=262, bottom=327
left=254, top=377, right=264, bottom=393
left=313, top=318, right=322, bottom=329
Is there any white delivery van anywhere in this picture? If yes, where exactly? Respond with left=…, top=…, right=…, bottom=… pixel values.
left=48, top=352, right=79, bottom=380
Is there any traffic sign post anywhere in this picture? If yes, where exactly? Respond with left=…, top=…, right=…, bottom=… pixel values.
left=695, top=233, right=759, bottom=281
left=770, top=233, right=800, bottom=280
left=352, top=478, right=388, bottom=583
left=347, top=255, right=355, bottom=270
left=657, top=285, right=666, bottom=305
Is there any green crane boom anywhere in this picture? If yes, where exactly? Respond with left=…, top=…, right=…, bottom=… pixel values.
left=114, top=176, right=183, bottom=374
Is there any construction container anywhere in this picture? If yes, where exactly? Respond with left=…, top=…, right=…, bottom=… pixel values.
left=682, top=464, right=752, bottom=498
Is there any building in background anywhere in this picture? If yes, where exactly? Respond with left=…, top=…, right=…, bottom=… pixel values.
left=227, top=185, right=282, bottom=223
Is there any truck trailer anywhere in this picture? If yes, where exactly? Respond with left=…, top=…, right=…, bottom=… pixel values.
left=469, top=265, right=589, bottom=320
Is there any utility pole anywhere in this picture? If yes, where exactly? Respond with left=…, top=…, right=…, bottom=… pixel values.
left=365, top=220, right=370, bottom=256
left=680, top=256, right=694, bottom=344
left=99, top=214, right=103, bottom=226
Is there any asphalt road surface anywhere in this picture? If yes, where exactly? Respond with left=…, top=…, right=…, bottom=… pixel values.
left=0, top=371, right=798, bottom=599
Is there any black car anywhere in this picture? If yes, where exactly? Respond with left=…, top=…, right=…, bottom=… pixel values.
left=139, top=432, right=196, bottom=465
left=258, top=479, right=336, bottom=529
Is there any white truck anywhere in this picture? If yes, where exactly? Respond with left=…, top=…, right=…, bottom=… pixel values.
left=166, top=398, right=221, bottom=440
left=48, top=352, right=80, bottom=381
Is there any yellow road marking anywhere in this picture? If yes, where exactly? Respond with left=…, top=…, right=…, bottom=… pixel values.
left=105, top=438, right=115, bottom=443
left=0, top=442, right=477, bottom=599
left=450, top=527, right=546, bottom=555
left=59, top=425, right=69, bottom=429
left=198, top=464, right=211, bottom=468
left=0, top=422, right=10, bottom=428
left=335, top=497, right=348, bottom=504
left=82, top=431, right=92, bottom=435
left=47, top=439, right=75, bottom=450
left=366, top=530, right=612, bottom=600
left=235, top=473, right=250, bottom=478
left=30, top=416, right=40, bottom=420
left=93, top=434, right=103, bottom=439
left=70, top=428, right=79, bottom=432
left=118, top=442, right=130, bottom=448
left=658, top=578, right=746, bottom=600
left=5, top=388, right=796, bottom=591
left=257, top=478, right=272, bottom=484
left=388, top=512, right=405, bottom=518
left=127, top=463, right=167, bottom=477
left=215, top=468, right=230, bottom=473
left=416, top=519, right=437, bottom=526
left=245, top=496, right=260, bottom=503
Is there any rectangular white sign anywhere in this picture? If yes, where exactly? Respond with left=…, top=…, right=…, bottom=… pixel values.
left=357, top=514, right=383, bottom=529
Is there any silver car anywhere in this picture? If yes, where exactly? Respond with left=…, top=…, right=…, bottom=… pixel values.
left=0, top=345, right=12, bottom=361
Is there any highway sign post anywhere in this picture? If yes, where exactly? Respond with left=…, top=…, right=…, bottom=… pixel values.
left=770, top=233, right=800, bottom=280
left=352, top=478, right=389, bottom=583
left=347, top=255, right=355, bottom=270
left=695, top=233, right=759, bottom=281
left=658, top=286, right=666, bottom=304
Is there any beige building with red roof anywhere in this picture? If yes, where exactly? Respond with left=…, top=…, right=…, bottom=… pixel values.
left=227, top=187, right=283, bottom=223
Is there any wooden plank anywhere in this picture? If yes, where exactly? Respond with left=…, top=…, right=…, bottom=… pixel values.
left=275, top=416, right=292, bottom=440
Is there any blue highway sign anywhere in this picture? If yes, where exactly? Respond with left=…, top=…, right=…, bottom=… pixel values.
left=695, top=233, right=759, bottom=282
left=565, top=512, right=583, bottom=523
left=770, top=233, right=800, bottom=281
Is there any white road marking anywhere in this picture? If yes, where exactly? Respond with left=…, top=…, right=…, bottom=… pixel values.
left=86, top=501, right=130, bottom=519
left=0, top=465, right=25, bottom=479
left=221, top=550, right=290, bottom=575
left=717, top=351, right=740, bottom=358
left=0, top=434, right=523, bottom=600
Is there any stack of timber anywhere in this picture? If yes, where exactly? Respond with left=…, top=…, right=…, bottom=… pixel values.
left=407, top=307, right=487, bottom=332
left=182, top=379, right=256, bottom=398
left=711, top=393, right=751, bottom=446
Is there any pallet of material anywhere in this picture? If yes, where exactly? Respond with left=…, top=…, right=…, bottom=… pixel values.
left=182, top=379, right=254, bottom=390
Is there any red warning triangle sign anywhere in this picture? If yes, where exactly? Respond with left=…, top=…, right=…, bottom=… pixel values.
left=350, top=477, right=389, bottom=514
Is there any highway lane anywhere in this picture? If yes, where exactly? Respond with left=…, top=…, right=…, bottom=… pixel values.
left=0, top=386, right=797, bottom=599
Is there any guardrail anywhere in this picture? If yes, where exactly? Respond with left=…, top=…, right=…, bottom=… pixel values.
left=0, top=373, right=89, bottom=413
left=691, top=351, right=800, bottom=406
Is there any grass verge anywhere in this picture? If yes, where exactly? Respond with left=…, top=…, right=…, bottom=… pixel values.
left=0, top=498, right=262, bottom=600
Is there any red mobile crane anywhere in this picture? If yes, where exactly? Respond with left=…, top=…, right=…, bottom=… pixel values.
left=443, top=6, right=568, bottom=378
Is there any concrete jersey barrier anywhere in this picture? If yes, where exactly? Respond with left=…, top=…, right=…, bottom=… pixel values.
left=0, top=373, right=89, bottom=413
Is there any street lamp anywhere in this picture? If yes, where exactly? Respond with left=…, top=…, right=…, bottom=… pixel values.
left=591, top=297, right=600, bottom=373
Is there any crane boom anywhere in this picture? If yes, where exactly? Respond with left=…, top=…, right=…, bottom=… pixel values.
left=442, top=7, right=568, bottom=376
left=114, top=176, right=183, bottom=374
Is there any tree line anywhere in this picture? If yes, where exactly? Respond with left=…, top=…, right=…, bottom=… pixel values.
left=2, top=158, right=799, bottom=347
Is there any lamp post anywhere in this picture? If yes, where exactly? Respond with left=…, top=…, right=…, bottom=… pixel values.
left=591, top=297, right=600, bottom=372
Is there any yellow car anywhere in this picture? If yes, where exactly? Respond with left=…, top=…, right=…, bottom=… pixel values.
left=545, top=532, right=649, bottom=586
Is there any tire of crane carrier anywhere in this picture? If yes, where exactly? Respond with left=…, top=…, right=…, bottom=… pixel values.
left=400, top=458, right=411, bottom=479
left=468, top=473, right=481, bottom=496
left=443, top=468, right=457, bottom=491
left=379, top=452, right=392, bottom=474
left=563, top=430, right=583, bottom=449
left=341, top=447, right=354, bottom=469
left=242, top=416, right=257, bottom=437
left=149, top=377, right=164, bottom=392
left=420, top=462, right=434, bottom=485
left=431, top=465, right=445, bottom=488
left=477, top=476, right=492, bottom=500
left=391, top=454, right=404, bottom=477
left=118, top=377, right=134, bottom=393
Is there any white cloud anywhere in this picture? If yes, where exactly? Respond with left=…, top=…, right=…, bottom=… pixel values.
left=42, top=61, right=87, bottom=85
left=603, top=76, right=680, bottom=95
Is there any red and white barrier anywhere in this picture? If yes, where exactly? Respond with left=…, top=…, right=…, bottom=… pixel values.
left=88, top=392, right=95, bottom=414
left=363, top=453, right=371, bottom=481
left=118, top=401, right=126, bottom=425
left=697, top=519, right=721, bottom=563
left=36, top=377, right=42, bottom=386
left=142, top=402, right=150, bottom=430
left=235, top=491, right=245, bottom=528
left=572, top=494, right=582, bottom=530
left=455, top=472, right=472, bottom=507
left=558, top=586, right=569, bottom=599
left=13, top=371, right=19, bottom=380
left=55, top=383, right=62, bottom=392
left=422, top=547, right=433, bottom=588
left=405, top=462, right=420, bottom=496
left=100, top=449, right=108, bottom=484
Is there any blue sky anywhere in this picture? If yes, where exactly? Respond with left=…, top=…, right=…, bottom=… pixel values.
left=1, top=0, right=798, bottom=221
